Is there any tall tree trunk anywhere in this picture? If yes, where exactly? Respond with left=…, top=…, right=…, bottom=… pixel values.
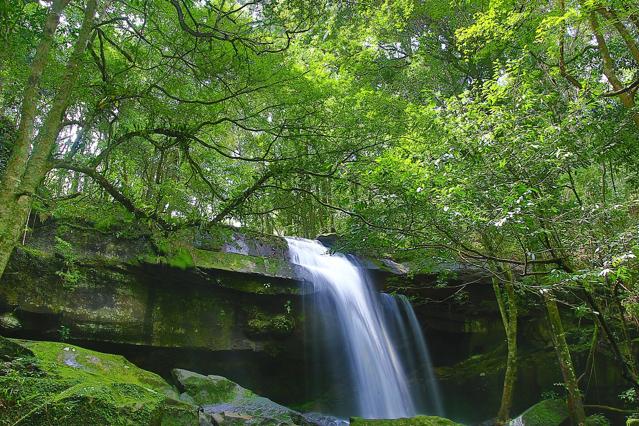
left=0, top=0, right=98, bottom=279
left=582, top=288, right=639, bottom=394
left=588, top=11, right=639, bottom=128
left=0, top=0, right=69, bottom=198
left=493, top=269, right=518, bottom=425
left=543, top=290, right=586, bottom=425
left=0, top=0, right=69, bottom=276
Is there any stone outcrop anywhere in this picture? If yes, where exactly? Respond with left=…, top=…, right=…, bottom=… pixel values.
left=0, top=221, right=415, bottom=354
left=0, top=336, right=321, bottom=425
left=507, top=399, right=568, bottom=426
left=172, top=368, right=310, bottom=425
left=0, top=336, right=202, bottom=425
left=0, top=222, right=302, bottom=353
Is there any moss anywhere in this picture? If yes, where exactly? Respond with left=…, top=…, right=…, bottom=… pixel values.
left=241, top=229, right=288, bottom=251
left=150, top=291, right=236, bottom=350
left=436, top=345, right=556, bottom=381
left=166, top=247, right=195, bottom=270
left=246, top=313, right=295, bottom=338
left=585, top=414, right=610, bottom=425
left=172, top=369, right=242, bottom=405
left=15, top=245, right=54, bottom=261
left=436, top=346, right=507, bottom=380
left=0, top=336, right=33, bottom=359
left=513, top=399, right=568, bottom=426
left=20, top=340, right=171, bottom=391
left=0, top=337, right=199, bottom=426
left=349, top=416, right=463, bottom=425
left=190, top=249, right=293, bottom=279
left=172, top=368, right=304, bottom=424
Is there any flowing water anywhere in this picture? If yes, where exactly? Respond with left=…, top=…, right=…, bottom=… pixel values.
left=286, top=237, right=443, bottom=419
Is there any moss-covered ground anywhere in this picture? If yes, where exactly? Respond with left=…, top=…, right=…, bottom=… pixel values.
left=350, top=416, right=463, bottom=425
left=0, top=336, right=199, bottom=425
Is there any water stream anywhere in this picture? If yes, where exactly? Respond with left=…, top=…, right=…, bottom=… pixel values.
left=286, top=237, right=443, bottom=419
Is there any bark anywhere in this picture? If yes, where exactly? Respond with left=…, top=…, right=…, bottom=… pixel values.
left=0, top=0, right=70, bottom=273
left=582, top=289, right=639, bottom=394
left=493, top=271, right=518, bottom=425
left=211, top=170, right=273, bottom=224
left=54, top=161, right=169, bottom=229
left=597, top=7, right=639, bottom=64
left=543, top=290, right=587, bottom=425
left=588, top=12, right=639, bottom=128
left=0, top=0, right=98, bottom=279
left=0, top=0, right=70, bottom=197
left=558, top=0, right=582, bottom=90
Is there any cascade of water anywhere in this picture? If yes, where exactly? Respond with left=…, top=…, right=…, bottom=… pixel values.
left=286, top=237, right=443, bottom=419
left=383, top=294, right=445, bottom=416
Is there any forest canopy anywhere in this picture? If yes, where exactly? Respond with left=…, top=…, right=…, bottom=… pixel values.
left=1, top=0, right=639, bottom=424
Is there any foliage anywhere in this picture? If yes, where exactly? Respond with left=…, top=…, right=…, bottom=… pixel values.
left=1, top=0, right=639, bottom=420
left=54, top=237, right=84, bottom=286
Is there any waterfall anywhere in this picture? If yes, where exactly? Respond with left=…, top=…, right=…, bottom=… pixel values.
left=286, top=237, right=443, bottom=419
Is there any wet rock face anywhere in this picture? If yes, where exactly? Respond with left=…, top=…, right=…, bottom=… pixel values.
left=0, top=222, right=304, bottom=354
left=0, top=222, right=412, bottom=354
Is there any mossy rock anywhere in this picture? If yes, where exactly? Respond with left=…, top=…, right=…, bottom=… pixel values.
left=509, top=399, right=568, bottom=426
left=0, top=337, right=200, bottom=425
left=173, top=369, right=243, bottom=405
left=349, top=416, right=463, bottom=425
left=172, top=368, right=307, bottom=424
left=585, top=414, right=610, bottom=425
left=0, top=335, right=33, bottom=359
left=246, top=313, right=295, bottom=338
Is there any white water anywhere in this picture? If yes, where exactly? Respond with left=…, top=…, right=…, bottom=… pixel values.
left=286, top=237, right=442, bottom=419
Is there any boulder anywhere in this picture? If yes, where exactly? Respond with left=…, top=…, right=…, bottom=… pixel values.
left=0, top=334, right=33, bottom=359
left=172, top=368, right=309, bottom=424
left=0, top=312, right=21, bottom=331
left=316, top=233, right=339, bottom=247
left=0, top=336, right=200, bottom=425
left=508, top=399, right=568, bottom=426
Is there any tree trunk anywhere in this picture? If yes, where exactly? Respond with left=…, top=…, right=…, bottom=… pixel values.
left=543, top=290, right=586, bottom=425
left=0, top=0, right=69, bottom=198
left=588, top=11, right=639, bottom=128
left=0, top=0, right=98, bottom=280
left=493, top=271, right=518, bottom=425
left=582, top=288, right=639, bottom=394
left=0, top=0, right=69, bottom=276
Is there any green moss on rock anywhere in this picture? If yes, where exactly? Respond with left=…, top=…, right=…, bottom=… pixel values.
left=0, top=336, right=33, bottom=359
left=191, top=249, right=293, bottom=278
left=0, top=336, right=199, bottom=426
left=172, top=369, right=241, bottom=405
left=349, top=416, right=463, bottom=425
left=585, top=414, right=610, bottom=425
left=510, top=399, right=568, bottom=426
left=172, top=368, right=305, bottom=424
left=166, top=248, right=195, bottom=270
left=246, top=313, right=295, bottom=338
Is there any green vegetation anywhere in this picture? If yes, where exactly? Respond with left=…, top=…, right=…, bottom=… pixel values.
left=350, top=416, right=463, bottom=426
left=513, top=399, right=569, bottom=426
left=0, top=336, right=198, bottom=425
left=1, top=0, right=639, bottom=424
